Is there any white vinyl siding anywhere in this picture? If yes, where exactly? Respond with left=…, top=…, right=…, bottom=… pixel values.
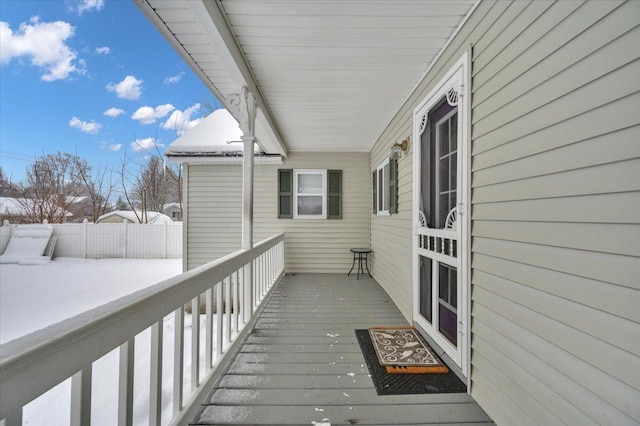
left=184, top=152, right=369, bottom=273
left=371, top=0, right=640, bottom=424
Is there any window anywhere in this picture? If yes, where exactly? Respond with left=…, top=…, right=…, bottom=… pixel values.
left=295, top=169, right=326, bottom=218
left=372, top=158, right=398, bottom=216
left=278, top=169, right=342, bottom=219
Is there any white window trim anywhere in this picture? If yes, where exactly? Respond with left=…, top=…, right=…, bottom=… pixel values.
left=293, top=169, right=327, bottom=219
left=376, top=158, right=390, bottom=216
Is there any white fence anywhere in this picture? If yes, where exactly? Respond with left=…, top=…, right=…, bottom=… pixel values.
left=0, top=233, right=285, bottom=426
left=0, top=223, right=182, bottom=259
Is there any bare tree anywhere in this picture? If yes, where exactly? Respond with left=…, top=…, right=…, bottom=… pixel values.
left=119, top=138, right=183, bottom=223
left=73, top=158, right=116, bottom=222
left=7, top=152, right=84, bottom=223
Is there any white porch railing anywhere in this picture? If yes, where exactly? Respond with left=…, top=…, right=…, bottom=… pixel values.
left=0, top=233, right=285, bottom=426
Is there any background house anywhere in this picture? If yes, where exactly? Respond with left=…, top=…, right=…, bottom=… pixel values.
left=95, top=210, right=173, bottom=225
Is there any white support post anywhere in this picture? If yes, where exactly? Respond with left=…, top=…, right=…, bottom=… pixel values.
left=234, top=86, right=256, bottom=324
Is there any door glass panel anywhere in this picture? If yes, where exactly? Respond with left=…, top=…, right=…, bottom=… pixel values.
left=438, top=264, right=457, bottom=345
left=419, top=256, right=432, bottom=322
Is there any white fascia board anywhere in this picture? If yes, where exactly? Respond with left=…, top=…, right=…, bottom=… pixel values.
left=166, top=155, right=283, bottom=165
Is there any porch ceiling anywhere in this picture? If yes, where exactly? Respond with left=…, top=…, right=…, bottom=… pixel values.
left=135, top=0, right=477, bottom=156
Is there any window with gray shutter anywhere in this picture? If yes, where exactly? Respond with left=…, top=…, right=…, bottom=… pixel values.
left=279, top=168, right=341, bottom=219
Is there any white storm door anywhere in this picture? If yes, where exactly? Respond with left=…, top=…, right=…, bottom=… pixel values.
left=413, top=53, right=469, bottom=376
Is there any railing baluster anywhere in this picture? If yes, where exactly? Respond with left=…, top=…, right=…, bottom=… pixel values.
left=216, top=282, right=223, bottom=358
left=2, top=409, right=22, bottom=426
left=149, top=321, right=163, bottom=426
left=118, top=339, right=134, bottom=426
left=191, top=296, right=200, bottom=391
left=233, top=270, right=239, bottom=334
left=70, top=366, right=92, bottom=426
left=225, top=277, right=231, bottom=346
left=173, top=306, right=184, bottom=415
left=205, top=287, right=213, bottom=369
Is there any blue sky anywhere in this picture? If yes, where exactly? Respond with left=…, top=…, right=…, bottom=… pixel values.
left=0, top=0, right=220, bottom=182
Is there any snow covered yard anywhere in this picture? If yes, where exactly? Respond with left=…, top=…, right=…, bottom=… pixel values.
left=0, top=257, right=182, bottom=344
left=0, top=257, right=213, bottom=425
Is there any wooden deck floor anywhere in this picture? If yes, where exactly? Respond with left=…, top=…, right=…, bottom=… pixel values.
left=192, top=273, right=493, bottom=425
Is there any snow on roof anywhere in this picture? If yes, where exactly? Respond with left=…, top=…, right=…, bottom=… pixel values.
left=0, top=197, right=73, bottom=217
left=0, top=197, right=28, bottom=215
left=96, top=210, right=173, bottom=224
left=165, top=109, right=256, bottom=156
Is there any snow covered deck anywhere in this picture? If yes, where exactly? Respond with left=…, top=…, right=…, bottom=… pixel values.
left=191, top=273, right=493, bottom=425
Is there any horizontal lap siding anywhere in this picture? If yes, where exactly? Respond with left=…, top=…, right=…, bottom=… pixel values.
left=186, top=164, right=242, bottom=270
left=470, top=0, right=640, bottom=424
left=370, top=0, right=640, bottom=424
left=185, top=152, right=370, bottom=273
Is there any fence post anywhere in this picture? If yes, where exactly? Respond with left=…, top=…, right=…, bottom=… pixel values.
left=124, top=221, right=128, bottom=259
left=83, top=219, right=88, bottom=259
left=164, top=223, right=168, bottom=259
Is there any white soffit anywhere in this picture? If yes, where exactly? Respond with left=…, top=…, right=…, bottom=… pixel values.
left=136, top=0, right=477, bottom=154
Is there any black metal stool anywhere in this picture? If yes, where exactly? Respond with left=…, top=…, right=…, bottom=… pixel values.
left=348, top=248, right=372, bottom=279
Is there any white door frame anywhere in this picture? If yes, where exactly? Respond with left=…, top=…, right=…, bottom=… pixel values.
left=412, top=52, right=470, bottom=377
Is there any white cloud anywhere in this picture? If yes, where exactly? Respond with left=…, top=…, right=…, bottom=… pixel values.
left=95, top=46, right=110, bottom=55
left=0, top=17, right=85, bottom=81
left=104, top=107, right=124, bottom=117
left=75, top=0, right=105, bottom=15
left=162, top=103, right=202, bottom=136
left=108, top=144, right=122, bottom=151
left=106, top=75, right=142, bottom=100
left=163, top=72, right=184, bottom=85
left=69, top=116, right=101, bottom=134
left=131, top=104, right=175, bottom=125
left=130, top=137, right=161, bottom=153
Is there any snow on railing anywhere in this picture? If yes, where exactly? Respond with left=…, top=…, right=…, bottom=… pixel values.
left=0, top=221, right=182, bottom=259
left=0, top=233, right=285, bottom=426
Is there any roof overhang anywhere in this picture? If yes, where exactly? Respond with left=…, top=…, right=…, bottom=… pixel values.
left=135, top=0, right=479, bottom=156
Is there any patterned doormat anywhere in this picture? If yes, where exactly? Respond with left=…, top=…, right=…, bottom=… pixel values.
left=355, top=329, right=467, bottom=395
left=368, top=326, right=448, bottom=374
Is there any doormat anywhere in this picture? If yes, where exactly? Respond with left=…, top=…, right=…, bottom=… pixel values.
left=355, top=329, right=467, bottom=395
left=368, top=326, right=449, bottom=374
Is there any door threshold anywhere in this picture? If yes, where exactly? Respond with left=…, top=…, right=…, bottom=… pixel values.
left=413, top=322, right=467, bottom=386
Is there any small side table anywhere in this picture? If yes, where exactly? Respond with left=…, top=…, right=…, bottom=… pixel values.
left=348, top=248, right=372, bottom=279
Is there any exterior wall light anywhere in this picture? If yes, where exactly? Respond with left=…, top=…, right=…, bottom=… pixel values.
left=390, top=138, right=409, bottom=159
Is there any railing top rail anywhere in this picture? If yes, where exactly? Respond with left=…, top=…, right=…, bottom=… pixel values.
left=0, top=232, right=284, bottom=419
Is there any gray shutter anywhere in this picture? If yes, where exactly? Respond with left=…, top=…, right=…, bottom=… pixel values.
left=372, top=170, right=377, bottom=214
left=278, top=169, right=293, bottom=218
left=389, top=159, right=398, bottom=214
left=327, top=169, right=342, bottom=219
